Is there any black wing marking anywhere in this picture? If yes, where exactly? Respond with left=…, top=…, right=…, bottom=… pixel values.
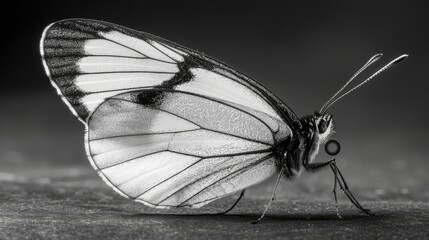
left=41, top=19, right=183, bottom=121
left=41, top=19, right=301, bottom=131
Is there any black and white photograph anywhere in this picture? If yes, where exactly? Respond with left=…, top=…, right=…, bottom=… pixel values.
left=1, top=1, right=428, bottom=239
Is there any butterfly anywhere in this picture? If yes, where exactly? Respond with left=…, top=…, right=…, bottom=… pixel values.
left=40, top=19, right=407, bottom=223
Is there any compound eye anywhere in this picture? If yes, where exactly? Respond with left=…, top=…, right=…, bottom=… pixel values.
left=318, top=119, right=328, bottom=133
left=325, top=139, right=341, bottom=156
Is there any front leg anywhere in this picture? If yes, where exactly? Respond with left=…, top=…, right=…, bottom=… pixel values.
left=330, top=162, right=374, bottom=216
left=303, top=159, right=373, bottom=217
left=303, top=158, right=336, bottom=172
left=303, top=159, right=341, bottom=217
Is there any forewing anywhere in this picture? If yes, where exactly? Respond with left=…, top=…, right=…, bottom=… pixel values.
left=41, top=19, right=300, bottom=129
left=40, top=19, right=183, bottom=121
left=86, top=90, right=291, bottom=208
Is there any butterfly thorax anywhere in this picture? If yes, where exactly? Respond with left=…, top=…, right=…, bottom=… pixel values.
left=278, top=113, right=334, bottom=179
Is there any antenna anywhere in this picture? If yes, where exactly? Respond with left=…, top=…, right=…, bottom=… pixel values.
left=320, top=53, right=383, bottom=113
left=320, top=54, right=383, bottom=114
left=321, top=54, right=408, bottom=113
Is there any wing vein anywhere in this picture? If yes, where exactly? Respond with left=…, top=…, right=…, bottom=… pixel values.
left=155, top=107, right=272, bottom=145
left=98, top=150, right=167, bottom=170
left=102, top=36, right=176, bottom=64
left=111, top=97, right=275, bottom=146
left=102, top=37, right=148, bottom=58
left=178, top=153, right=273, bottom=206
left=90, top=129, right=200, bottom=141
left=167, top=149, right=272, bottom=160
left=132, top=157, right=205, bottom=199
left=155, top=157, right=236, bottom=205
left=84, top=86, right=153, bottom=95
left=45, top=54, right=150, bottom=60
left=157, top=153, right=272, bottom=205
left=147, top=40, right=178, bottom=63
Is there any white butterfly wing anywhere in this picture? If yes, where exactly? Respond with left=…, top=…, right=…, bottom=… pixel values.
left=41, top=19, right=299, bottom=208
left=40, top=19, right=301, bottom=129
left=86, top=90, right=291, bottom=208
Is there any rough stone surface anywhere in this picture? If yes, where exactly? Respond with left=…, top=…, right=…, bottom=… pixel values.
left=0, top=167, right=428, bottom=240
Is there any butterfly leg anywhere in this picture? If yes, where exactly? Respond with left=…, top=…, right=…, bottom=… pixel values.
left=303, top=159, right=344, bottom=218
left=329, top=164, right=342, bottom=219
left=329, top=162, right=374, bottom=216
left=216, top=189, right=246, bottom=215
left=252, top=167, right=285, bottom=224
left=304, top=160, right=373, bottom=216
left=303, top=159, right=336, bottom=172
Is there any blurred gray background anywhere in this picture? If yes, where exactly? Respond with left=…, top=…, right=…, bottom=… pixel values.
left=0, top=2, right=428, bottom=237
left=0, top=1, right=429, bottom=239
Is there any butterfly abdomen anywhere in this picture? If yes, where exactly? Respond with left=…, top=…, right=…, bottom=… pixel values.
left=272, top=137, right=301, bottom=179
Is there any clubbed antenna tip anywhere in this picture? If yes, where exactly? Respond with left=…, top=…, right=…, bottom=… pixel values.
left=320, top=53, right=409, bottom=114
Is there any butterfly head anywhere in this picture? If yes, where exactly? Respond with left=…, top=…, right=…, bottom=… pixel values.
left=293, top=112, right=335, bottom=170
left=302, top=112, right=335, bottom=143
left=297, top=54, right=408, bottom=165
left=314, top=113, right=335, bottom=142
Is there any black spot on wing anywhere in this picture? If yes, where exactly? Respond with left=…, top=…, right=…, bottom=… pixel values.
left=134, top=91, right=165, bottom=108
left=134, top=55, right=213, bottom=107
left=159, top=58, right=194, bottom=89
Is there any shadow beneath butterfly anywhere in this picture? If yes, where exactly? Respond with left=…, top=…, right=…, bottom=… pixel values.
left=122, top=211, right=382, bottom=223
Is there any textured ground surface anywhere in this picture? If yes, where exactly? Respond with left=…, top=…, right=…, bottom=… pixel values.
left=0, top=166, right=428, bottom=240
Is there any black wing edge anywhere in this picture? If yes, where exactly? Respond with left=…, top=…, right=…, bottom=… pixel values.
left=40, top=18, right=302, bottom=131
left=40, top=18, right=163, bottom=122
